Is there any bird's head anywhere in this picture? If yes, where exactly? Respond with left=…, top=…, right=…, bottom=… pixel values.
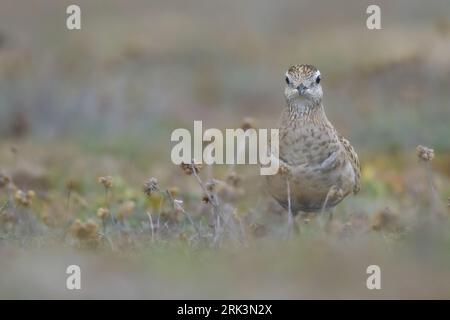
left=284, top=64, right=323, bottom=105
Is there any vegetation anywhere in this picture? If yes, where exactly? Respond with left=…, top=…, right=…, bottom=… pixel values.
left=0, top=0, right=450, bottom=298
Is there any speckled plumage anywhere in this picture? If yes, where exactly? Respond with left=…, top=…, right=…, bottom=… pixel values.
left=266, top=64, right=360, bottom=213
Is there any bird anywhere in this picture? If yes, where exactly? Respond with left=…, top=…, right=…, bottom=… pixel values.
left=266, top=64, right=360, bottom=225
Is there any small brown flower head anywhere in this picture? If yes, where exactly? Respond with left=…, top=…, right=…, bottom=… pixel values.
left=71, top=219, right=98, bottom=239
left=27, top=190, right=36, bottom=199
left=117, top=200, right=136, bottom=220
left=14, top=189, right=35, bottom=207
left=416, top=145, right=434, bottom=162
left=84, top=219, right=99, bottom=238
left=167, top=186, right=179, bottom=197
left=180, top=161, right=202, bottom=175
left=71, top=219, right=83, bottom=234
left=241, top=117, right=255, bottom=131
left=0, top=173, right=10, bottom=189
left=143, top=177, right=159, bottom=196
left=97, top=207, right=110, bottom=220
left=98, top=176, right=113, bottom=189
left=201, top=193, right=210, bottom=204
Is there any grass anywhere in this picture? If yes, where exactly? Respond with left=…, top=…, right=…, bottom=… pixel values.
left=0, top=137, right=449, bottom=298
left=0, top=0, right=450, bottom=299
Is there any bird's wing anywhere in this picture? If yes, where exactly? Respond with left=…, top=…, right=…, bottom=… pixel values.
left=339, top=135, right=361, bottom=194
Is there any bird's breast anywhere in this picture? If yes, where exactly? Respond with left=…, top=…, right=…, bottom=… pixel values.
left=279, top=123, right=339, bottom=166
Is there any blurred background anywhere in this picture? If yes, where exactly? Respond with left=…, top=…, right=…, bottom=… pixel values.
left=1, top=0, right=450, bottom=153
left=1, top=0, right=450, bottom=299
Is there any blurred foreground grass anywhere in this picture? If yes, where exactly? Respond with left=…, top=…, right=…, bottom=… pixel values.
left=1, top=139, right=450, bottom=298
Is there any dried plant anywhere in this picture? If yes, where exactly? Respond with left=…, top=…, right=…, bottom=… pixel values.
left=180, top=161, right=203, bottom=176
left=98, top=176, right=113, bottom=189
left=0, top=173, right=10, bottom=189
left=143, top=177, right=159, bottom=196
left=14, top=189, right=35, bottom=207
left=416, top=145, right=434, bottom=162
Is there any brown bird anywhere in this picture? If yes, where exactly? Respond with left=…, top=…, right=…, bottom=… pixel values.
left=266, top=64, right=360, bottom=224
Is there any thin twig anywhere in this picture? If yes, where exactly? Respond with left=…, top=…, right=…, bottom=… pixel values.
left=190, top=164, right=225, bottom=243
left=321, top=187, right=334, bottom=216
left=98, top=232, right=115, bottom=251
left=146, top=211, right=155, bottom=242
left=165, top=190, right=200, bottom=235
left=66, top=189, right=72, bottom=211
left=424, top=161, right=445, bottom=219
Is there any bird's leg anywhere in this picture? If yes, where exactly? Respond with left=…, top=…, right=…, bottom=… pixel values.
left=319, top=185, right=340, bottom=231
left=285, top=178, right=294, bottom=239
left=269, top=154, right=302, bottom=238
left=323, top=207, right=336, bottom=233
left=320, top=186, right=334, bottom=216
left=292, top=216, right=300, bottom=235
left=328, top=207, right=334, bottom=222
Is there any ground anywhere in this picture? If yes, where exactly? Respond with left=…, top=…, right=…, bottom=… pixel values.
left=0, top=0, right=450, bottom=299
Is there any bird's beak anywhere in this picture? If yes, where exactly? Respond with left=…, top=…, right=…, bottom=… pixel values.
left=297, top=83, right=307, bottom=95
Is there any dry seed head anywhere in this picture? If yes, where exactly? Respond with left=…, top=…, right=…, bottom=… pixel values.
left=14, top=189, right=34, bottom=207
left=97, top=207, right=110, bottom=220
left=117, top=200, right=136, bottom=220
left=167, top=186, right=179, bottom=197
left=72, top=219, right=98, bottom=239
left=180, top=161, right=202, bottom=175
left=416, top=145, right=434, bottom=161
left=0, top=173, right=10, bottom=189
left=143, top=177, right=159, bottom=196
left=241, top=117, right=255, bottom=131
left=201, top=193, right=210, bottom=204
left=27, top=190, right=36, bottom=199
left=98, top=176, right=113, bottom=188
left=71, top=219, right=82, bottom=232
left=85, top=219, right=98, bottom=235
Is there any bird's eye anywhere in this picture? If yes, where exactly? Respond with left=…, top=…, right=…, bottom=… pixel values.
left=285, top=76, right=290, bottom=85
left=316, top=75, right=321, bottom=84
